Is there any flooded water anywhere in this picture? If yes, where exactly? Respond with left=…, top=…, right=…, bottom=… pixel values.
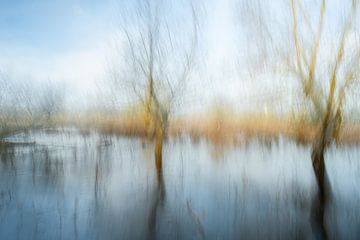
left=0, top=128, right=360, bottom=239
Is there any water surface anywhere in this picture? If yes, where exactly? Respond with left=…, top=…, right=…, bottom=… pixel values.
left=0, top=128, right=359, bottom=239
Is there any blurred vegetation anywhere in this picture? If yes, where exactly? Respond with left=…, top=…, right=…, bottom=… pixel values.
left=0, top=1, right=359, bottom=239
left=1, top=0, right=360, bottom=150
left=0, top=71, right=65, bottom=140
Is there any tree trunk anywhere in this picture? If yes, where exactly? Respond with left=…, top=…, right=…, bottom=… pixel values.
left=310, top=115, right=334, bottom=239
left=311, top=144, right=328, bottom=240
left=155, top=126, right=164, bottom=184
left=147, top=143, right=166, bottom=240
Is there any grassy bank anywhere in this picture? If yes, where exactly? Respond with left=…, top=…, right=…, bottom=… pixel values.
left=63, top=111, right=360, bottom=146
left=2, top=110, right=360, bottom=146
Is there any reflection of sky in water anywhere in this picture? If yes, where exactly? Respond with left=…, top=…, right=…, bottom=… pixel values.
left=0, top=130, right=359, bottom=239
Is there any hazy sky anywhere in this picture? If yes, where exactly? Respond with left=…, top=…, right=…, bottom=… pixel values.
left=0, top=0, right=117, bottom=109
left=0, top=0, right=358, bottom=114
left=0, top=0, right=112, bottom=53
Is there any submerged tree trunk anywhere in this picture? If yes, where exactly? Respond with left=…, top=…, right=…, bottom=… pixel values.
left=154, top=102, right=168, bottom=184
left=147, top=123, right=166, bottom=240
left=155, top=126, right=164, bottom=183
left=310, top=107, right=335, bottom=240
left=311, top=144, right=328, bottom=240
left=147, top=142, right=166, bottom=240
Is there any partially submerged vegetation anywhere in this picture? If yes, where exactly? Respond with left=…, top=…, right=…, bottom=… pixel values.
left=290, top=0, right=359, bottom=238
left=1, top=0, right=360, bottom=239
left=62, top=108, right=360, bottom=146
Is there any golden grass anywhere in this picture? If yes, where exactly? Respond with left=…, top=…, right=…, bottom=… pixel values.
left=62, top=110, right=327, bottom=145
left=170, top=112, right=319, bottom=145
left=8, top=109, right=358, bottom=146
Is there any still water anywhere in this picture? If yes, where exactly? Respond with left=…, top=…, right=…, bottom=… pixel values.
left=0, top=128, right=359, bottom=239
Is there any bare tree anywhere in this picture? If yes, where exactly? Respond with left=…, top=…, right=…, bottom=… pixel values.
left=237, top=0, right=291, bottom=77
left=112, top=0, right=199, bottom=179
left=0, top=71, right=32, bottom=135
left=38, top=80, right=65, bottom=124
left=0, top=70, right=11, bottom=137
left=0, top=69, right=66, bottom=138
left=239, top=0, right=360, bottom=238
left=291, top=0, right=360, bottom=238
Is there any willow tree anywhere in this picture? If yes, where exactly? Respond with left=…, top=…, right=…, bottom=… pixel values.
left=112, top=0, right=198, bottom=180
left=291, top=0, right=359, bottom=238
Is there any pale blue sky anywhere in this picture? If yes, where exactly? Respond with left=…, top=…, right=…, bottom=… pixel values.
left=0, top=0, right=119, bottom=109
left=0, top=0, right=114, bottom=54
left=0, top=0, right=358, bottom=113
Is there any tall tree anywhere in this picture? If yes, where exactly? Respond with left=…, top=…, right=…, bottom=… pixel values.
left=291, top=0, right=360, bottom=238
left=112, top=0, right=199, bottom=180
